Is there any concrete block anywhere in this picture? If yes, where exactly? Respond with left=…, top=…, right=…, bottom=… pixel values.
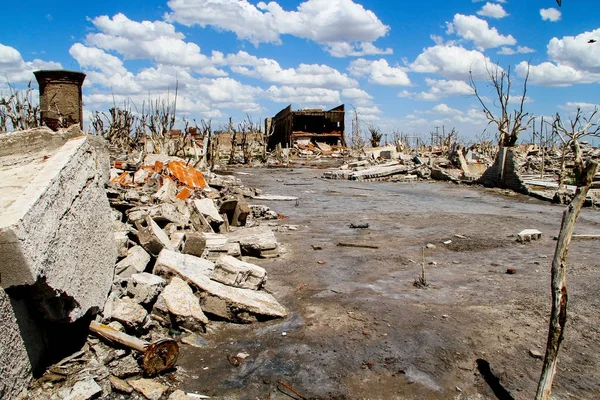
left=152, top=177, right=178, bottom=203
left=226, top=226, right=279, bottom=258
left=220, top=198, right=250, bottom=227
left=153, top=249, right=286, bottom=322
left=111, top=297, right=148, bottom=330
left=127, top=272, right=166, bottom=305
left=128, top=203, right=190, bottom=226
left=115, top=246, right=151, bottom=278
left=158, top=277, right=208, bottom=330
left=154, top=249, right=215, bottom=278
left=213, top=255, right=267, bottom=290
left=182, top=232, right=207, bottom=257
left=135, top=216, right=174, bottom=256
left=192, top=199, right=224, bottom=233
left=518, top=229, right=542, bottom=243
left=0, top=128, right=116, bottom=321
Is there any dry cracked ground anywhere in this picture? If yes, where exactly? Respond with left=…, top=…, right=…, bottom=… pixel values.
left=177, top=168, right=600, bottom=400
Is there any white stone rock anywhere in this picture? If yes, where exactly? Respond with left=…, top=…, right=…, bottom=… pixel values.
left=111, top=297, right=148, bottom=329
left=193, top=198, right=224, bottom=223
left=152, top=177, right=178, bottom=203
left=160, top=277, right=209, bottom=329
left=115, top=246, right=151, bottom=277
left=64, top=377, right=102, bottom=400
left=155, top=249, right=215, bottom=277
left=154, top=249, right=287, bottom=322
left=518, top=229, right=542, bottom=243
left=128, top=273, right=166, bottom=305
left=129, top=378, right=168, bottom=400
left=213, top=255, right=267, bottom=290
left=226, top=226, right=279, bottom=258
left=135, top=216, right=174, bottom=256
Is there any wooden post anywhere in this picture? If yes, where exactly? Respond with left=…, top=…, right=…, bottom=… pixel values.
left=535, top=160, right=599, bottom=400
left=90, top=321, right=179, bottom=377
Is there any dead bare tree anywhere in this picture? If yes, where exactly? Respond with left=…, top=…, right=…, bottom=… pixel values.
left=0, top=82, right=40, bottom=132
left=367, top=124, right=383, bottom=147
left=469, top=64, right=533, bottom=147
left=535, top=108, right=600, bottom=400
left=349, top=104, right=365, bottom=150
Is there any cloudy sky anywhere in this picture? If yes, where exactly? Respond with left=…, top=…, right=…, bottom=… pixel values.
left=1, top=0, right=599, bottom=141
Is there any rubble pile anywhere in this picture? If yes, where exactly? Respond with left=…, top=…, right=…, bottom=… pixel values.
left=21, top=153, right=288, bottom=399
left=322, top=144, right=492, bottom=183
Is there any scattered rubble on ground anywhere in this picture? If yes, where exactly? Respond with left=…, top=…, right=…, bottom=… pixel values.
left=15, top=146, right=290, bottom=399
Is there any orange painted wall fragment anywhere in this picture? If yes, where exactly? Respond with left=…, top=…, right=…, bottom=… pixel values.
left=168, top=161, right=208, bottom=190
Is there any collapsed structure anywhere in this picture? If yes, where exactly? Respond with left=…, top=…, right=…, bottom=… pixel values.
left=266, top=104, right=345, bottom=150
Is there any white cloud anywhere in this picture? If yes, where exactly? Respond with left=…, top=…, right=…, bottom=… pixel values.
left=0, top=43, right=62, bottom=84
left=447, top=14, right=516, bottom=49
left=540, top=8, right=561, bottom=22
left=325, top=42, right=393, bottom=58
left=520, top=27, right=600, bottom=86
left=516, top=61, right=600, bottom=87
left=497, top=46, right=536, bottom=55
left=497, top=47, right=515, bottom=55
left=165, top=0, right=390, bottom=56
left=432, top=103, right=462, bottom=115
left=547, top=28, right=600, bottom=73
left=399, top=78, right=473, bottom=101
left=264, top=86, right=341, bottom=105
left=85, top=14, right=226, bottom=76
left=348, top=58, right=411, bottom=86
left=477, top=3, right=508, bottom=19
left=559, top=102, right=600, bottom=114
left=517, top=46, right=536, bottom=54
left=342, top=88, right=374, bottom=106
left=410, top=45, right=499, bottom=80
left=226, top=51, right=357, bottom=88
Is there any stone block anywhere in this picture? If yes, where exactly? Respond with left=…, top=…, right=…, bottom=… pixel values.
left=135, top=216, right=174, bottom=256
left=0, top=128, right=116, bottom=321
left=127, top=273, right=166, bottom=305
left=111, top=297, right=148, bottom=330
left=158, top=277, right=208, bottom=330
left=192, top=198, right=224, bottom=231
left=153, top=249, right=286, bottom=323
left=115, top=246, right=151, bottom=278
left=226, top=226, right=279, bottom=258
left=518, top=229, right=542, bottom=243
left=220, top=198, right=250, bottom=227
left=182, top=232, right=207, bottom=257
left=213, top=255, right=267, bottom=290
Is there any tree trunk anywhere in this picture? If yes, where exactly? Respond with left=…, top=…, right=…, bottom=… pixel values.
left=535, top=160, right=598, bottom=400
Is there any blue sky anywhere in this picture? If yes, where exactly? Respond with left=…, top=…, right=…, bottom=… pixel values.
left=1, top=0, right=599, bottom=142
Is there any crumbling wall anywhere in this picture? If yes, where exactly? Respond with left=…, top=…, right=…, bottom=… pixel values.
left=0, top=289, right=45, bottom=399
left=477, top=147, right=529, bottom=194
left=0, top=126, right=116, bottom=396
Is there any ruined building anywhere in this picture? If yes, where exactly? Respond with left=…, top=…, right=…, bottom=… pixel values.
left=265, top=104, right=345, bottom=150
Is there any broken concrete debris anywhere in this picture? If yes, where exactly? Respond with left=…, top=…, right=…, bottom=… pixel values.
left=6, top=132, right=292, bottom=399
left=518, top=229, right=543, bottom=243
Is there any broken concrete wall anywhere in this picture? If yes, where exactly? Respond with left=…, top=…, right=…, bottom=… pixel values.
left=0, top=289, right=45, bottom=399
left=0, top=126, right=116, bottom=396
left=477, top=146, right=529, bottom=194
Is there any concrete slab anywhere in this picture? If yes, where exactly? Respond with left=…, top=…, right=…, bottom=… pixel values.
left=153, top=249, right=286, bottom=322
left=226, top=226, right=279, bottom=258
left=0, top=128, right=116, bottom=321
left=213, top=255, right=267, bottom=290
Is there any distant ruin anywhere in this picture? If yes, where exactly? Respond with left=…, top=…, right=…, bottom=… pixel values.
left=266, top=104, right=345, bottom=150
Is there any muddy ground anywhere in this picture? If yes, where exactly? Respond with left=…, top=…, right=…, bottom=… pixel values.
left=178, top=168, right=600, bottom=400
